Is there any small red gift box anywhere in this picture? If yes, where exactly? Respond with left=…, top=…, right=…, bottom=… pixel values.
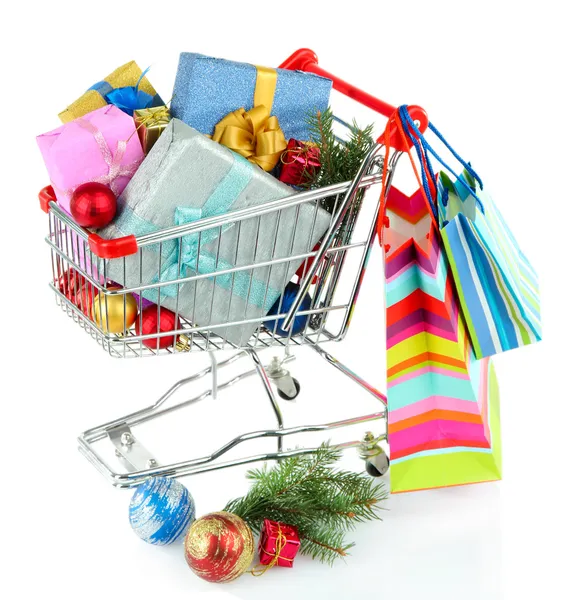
left=279, top=139, right=321, bottom=187
left=258, top=519, right=300, bottom=568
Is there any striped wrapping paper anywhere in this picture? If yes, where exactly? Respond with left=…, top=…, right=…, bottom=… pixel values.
left=383, top=187, right=502, bottom=493
left=437, top=171, right=541, bottom=359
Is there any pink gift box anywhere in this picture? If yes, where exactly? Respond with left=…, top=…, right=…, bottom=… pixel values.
left=37, top=105, right=144, bottom=214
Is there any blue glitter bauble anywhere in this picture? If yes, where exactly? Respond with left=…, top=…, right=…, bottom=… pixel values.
left=129, top=477, right=195, bottom=546
left=266, top=282, right=311, bottom=336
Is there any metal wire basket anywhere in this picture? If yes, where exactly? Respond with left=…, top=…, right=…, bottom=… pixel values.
left=44, top=146, right=384, bottom=358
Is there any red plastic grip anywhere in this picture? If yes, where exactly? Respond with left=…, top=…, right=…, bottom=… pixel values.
left=39, top=185, right=56, bottom=213
left=39, top=184, right=138, bottom=259
left=279, top=48, right=429, bottom=151
left=88, top=233, right=138, bottom=259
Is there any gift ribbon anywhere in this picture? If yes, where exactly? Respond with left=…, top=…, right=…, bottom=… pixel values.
left=132, top=106, right=172, bottom=150
left=251, top=523, right=289, bottom=576
left=93, top=69, right=154, bottom=116
left=253, top=65, right=277, bottom=113
left=134, top=105, right=171, bottom=130
left=116, top=153, right=280, bottom=308
left=280, top=140, right=321, bottom=185
left=212, top=65, right=286, bottom=172
left=51, top=116, right=142, bottom=202
left=280, top=141, right=320, bottom=166
left=105, top=87, right=153, bottom=115
left=89, top=80, right=115, bottom=97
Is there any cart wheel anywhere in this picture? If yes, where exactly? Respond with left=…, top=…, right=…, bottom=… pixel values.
left=365, top=450, right=390, bottom=478
left=277, top=378, right=301, bottom=400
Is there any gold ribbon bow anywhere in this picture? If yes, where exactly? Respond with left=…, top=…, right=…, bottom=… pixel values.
left=134, top=105, right=171, bottom=130
left=211, top=65, right=286, bottom=171
left=212, top=105, right=286, bottom=172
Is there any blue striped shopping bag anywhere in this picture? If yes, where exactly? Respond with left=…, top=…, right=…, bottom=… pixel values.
left=437, top=171, right=541, bottom=358
left=396, top=105, right=542, bottom=359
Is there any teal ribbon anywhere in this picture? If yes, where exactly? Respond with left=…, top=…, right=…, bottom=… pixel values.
left=118, top=152, right=281, bottom=309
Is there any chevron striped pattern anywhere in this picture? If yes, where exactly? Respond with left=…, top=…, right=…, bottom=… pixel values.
left=383, top=187, right=502, bottom=493
left=438, top=171, right=541, bottom=359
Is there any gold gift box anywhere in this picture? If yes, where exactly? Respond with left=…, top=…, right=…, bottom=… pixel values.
left=134, top=106, right=171, bottom=153
left=59, top=60, right=161, bottom=123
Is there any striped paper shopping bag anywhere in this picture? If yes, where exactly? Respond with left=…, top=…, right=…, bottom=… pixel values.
left=437, top=171, right=541, bottom=359
left=383, top=186, right=502, bottom=493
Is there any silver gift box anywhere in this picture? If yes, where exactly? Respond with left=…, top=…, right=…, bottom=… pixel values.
left=100, top=119, right=331, bottom=346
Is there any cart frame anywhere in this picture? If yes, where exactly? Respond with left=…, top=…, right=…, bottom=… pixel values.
left=41, top=49, right=427, bottom=487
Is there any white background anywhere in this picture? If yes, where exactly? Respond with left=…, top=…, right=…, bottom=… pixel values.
left=2, top=1, right=579, bottom=598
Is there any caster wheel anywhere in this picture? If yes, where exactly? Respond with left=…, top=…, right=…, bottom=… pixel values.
left=277, top=378, right=300, bottom=400
left=365, top=450, right=390, bottom=477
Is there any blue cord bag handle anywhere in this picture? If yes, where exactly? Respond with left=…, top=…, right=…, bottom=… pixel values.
left=397, top=105, right=486, bottom=216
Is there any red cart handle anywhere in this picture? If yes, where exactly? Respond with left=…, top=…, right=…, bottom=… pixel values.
left=279, top=48, right=428, bottom=151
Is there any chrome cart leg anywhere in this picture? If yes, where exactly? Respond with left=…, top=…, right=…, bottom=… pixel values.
left=310, top=345, right=387, bottom=407
left=245, top=348, right=285, bottom=453
left=311, top=344, right=390, bottom=474
left=209, top=351, right=218, bottom=399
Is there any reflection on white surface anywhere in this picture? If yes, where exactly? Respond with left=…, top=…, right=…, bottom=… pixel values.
left=220, top=483, right=502, bottom=600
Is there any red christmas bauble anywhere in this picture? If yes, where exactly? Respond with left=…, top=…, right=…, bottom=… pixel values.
left=71, top=283, right=99, bottom=317
left=70, top=182, right=117, bottom=229
left=56, top=268, right=97, bottom=317
left=56, top=268, right=82, bottom=296
left=184, top=512, right=255, bottom=583
left=135, top=305, right=181, bottom=349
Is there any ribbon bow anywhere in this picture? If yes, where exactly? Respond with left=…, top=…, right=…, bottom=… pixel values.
left=105, top=87, right=153, bottom=115
left=158, top=207, right=220, bottom=291
left=212, top=105, right=287, bottom=172
left=281, top=140, right=320, bottom=165
left=134, top=105, right=171, bottom=130
left=101, top=69, right=155, bottom=116
left=154, top=205, right=280, bottom=309
left=279, top=139, right=321, bottom=186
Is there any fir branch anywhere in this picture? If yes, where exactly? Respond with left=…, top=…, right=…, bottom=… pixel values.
left=303, top=108, right=375, bottom=240
left=224, top=444, right=388, bottom=565
left=305, top=108, right=375, bottom=191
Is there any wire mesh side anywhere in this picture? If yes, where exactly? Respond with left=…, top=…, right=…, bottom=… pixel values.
left=45, top=157, right=384, bottom=357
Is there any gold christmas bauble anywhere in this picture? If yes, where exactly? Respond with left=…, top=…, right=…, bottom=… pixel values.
left=92, top=288, right=138, bottom=333
left=184, top=511, right=255, bottom=583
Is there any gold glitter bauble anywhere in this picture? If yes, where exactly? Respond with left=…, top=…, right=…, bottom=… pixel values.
left=184, top=511, right=255, bottom=583
left=92, top=289, right=138, bottom=334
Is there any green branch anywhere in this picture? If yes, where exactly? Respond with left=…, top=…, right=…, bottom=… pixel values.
left=224, top=445, right=388, bottom=565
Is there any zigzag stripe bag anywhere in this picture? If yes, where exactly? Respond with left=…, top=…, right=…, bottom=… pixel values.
left=382, top=186, right=502, bottom=493
left=397, top=107, right=541, bottom=359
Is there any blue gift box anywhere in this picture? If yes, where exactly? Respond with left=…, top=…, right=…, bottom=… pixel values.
left=171, top=53, right=332, bottom=142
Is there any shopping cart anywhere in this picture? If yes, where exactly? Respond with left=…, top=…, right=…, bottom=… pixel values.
left=41, top=49, right=429, bottom=488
